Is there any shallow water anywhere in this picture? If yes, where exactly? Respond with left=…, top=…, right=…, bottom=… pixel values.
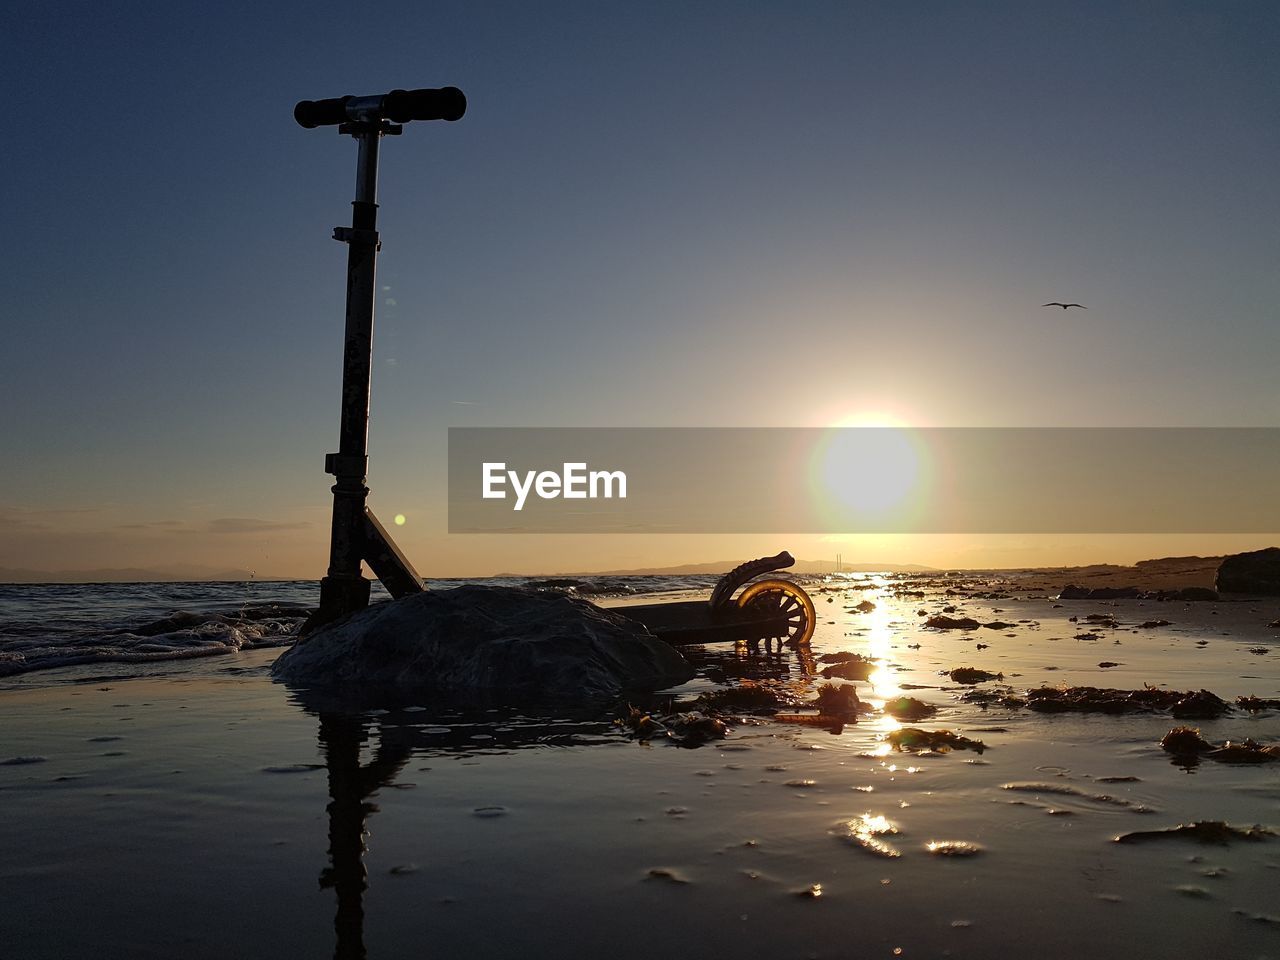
left=1, top=575, right=1279, bottom=959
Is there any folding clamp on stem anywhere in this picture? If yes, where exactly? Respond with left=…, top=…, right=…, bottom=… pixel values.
left=332, top=227, right=381, bottom=251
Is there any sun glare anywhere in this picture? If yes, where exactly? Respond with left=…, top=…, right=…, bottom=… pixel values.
left=809, top=412, right=929, bottom=528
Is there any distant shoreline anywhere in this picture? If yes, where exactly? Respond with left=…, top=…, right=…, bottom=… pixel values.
left=0, top=553, right=1228, bottom=588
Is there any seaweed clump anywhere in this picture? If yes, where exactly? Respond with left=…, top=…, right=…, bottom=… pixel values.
left=883, top=696, right=938, bottom=721
left=1160, top=726, right=1213, bottom=755
left=615, top=706, right=729, bottom=747
left=820, top=658, right=875, bottom=681
left=926, top=615, right=980, bottom=630
left=948, top=667, right=1003, bottom=685
left=695, top=681, right=802, bottom=714
left=814, top=682, right=863, bottom=718
left=1237, top=696, right=1280, bottom=712
left=887, top=727, right=987, bottom=755
left=1025, top=685, right=1230, bottom=717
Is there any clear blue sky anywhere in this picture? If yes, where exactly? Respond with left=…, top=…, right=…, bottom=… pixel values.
left=3, top=1, right=1278, bottom=576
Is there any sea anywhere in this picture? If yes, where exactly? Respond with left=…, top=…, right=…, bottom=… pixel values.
left=0, top=575, right=724, bottom=682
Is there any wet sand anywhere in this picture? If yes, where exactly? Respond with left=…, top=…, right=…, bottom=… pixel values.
left=2, top=576, right=1279, bottom=959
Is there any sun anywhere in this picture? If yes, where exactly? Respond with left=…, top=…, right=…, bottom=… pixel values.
left=809, top=411, right=927, bottom=527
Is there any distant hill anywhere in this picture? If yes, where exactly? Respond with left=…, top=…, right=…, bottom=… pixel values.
left=0, top=565, right=286, bottom=584
left=538, top=559, right=937, bottom=577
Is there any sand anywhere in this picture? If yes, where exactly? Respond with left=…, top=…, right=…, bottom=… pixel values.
left=1, top=574, right=1279, bottom=959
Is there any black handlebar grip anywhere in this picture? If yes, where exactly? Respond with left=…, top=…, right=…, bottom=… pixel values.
left=383, top=86, right=467, bottom=123
left=294, top=96, right=353, bottom=129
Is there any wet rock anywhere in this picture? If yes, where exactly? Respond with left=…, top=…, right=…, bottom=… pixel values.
left=1114, top=822, right=1277, bottom=845
left=1097, top=661, right=1122, bottom=668
left=1139, top=620, right=1173, bottom=628
left=948, top=667, right=1003, bottom=685
left=853, top=600, right=876, bottom=613
left=983, top=621, right=1015, bottom=630
left=926, top=615, right=980, bottom=630
left=888, top=728, right=986, bottom=754
left=1216, top=548, right=1280, bottom=596
left=271, top=586, right=693, bottom=701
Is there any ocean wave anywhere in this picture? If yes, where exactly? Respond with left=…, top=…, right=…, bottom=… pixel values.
left=0, top=607, right=306, bottom=678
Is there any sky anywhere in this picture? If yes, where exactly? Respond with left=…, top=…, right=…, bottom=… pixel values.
left=3, top=1, right=1279, bottom=578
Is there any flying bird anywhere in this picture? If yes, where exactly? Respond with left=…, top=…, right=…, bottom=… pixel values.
left=1043, top=302, right=1087, bottom=310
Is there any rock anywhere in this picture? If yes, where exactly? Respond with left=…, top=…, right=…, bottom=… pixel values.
left=271, top=586, right=693, bottom=701
left=1216, top=548, right=1280, bottom=596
